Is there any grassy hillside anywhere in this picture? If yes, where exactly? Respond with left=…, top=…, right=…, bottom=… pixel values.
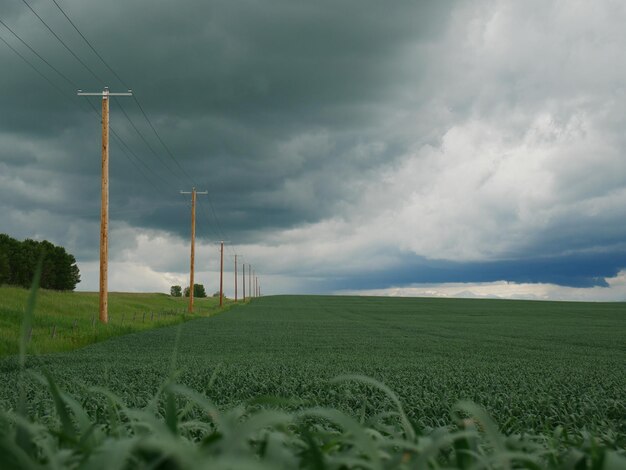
left=0, top=286, right=233, bottom=357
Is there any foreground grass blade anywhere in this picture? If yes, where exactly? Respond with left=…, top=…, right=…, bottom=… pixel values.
left=16, top=256, right=43, bottom=459
left=331, top=374, right=416, bottom=442
left=18, top=257, right=42, bottom=369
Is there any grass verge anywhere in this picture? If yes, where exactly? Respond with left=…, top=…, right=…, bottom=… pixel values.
left=0, top=285, right=240, bottom=357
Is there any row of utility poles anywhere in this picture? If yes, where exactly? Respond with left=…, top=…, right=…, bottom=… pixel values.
left=82, top=87, right=262, bottom=323
left=182, top=190, right=261, bottom=313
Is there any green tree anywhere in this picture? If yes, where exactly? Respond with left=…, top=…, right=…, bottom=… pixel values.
left=194, top=284, right=207, bottom=298
left=0, top=251, right=9, bottom=285
left=170, top=285, right=182, bottom=297
left=0, top=234, right=80, bottom=290
left=183, top=284, right=206, bottom=298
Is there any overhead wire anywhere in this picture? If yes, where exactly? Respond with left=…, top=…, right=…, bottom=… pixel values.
left=0, top=20, right=170, bottom=198
left=20, top=0, right=105, bottom=84
left=17, top=0, right=179, bottom=192
left=0, top=28, right=68, bottom=99
left=114, top=97, right=188, bottom=186
left=0, top=16, right=78, bottom=89
left=12, top=0, right=254, bottom=269
left=42, top=0, right=207, bottom=202
left=46, top=0, right=241, bottom=257
left=49, top=0, right=130, bottom=89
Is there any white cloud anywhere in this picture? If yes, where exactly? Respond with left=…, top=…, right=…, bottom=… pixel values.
left=341, top=270, right=626, bottom=302
left=9, top=0, right=626, bottom=300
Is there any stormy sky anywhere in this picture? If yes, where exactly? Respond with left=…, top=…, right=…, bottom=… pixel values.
left=1, top=0, right=625, bottom=300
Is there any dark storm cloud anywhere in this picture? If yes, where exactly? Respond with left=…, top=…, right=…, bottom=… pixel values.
left=1, top=0, right=455, bottom=243
left=324, top=250, right=626, bottom=291
left=2, top=0, right=626, bottom=294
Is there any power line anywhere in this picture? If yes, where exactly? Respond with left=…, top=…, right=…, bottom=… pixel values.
left=0, top=16, right=78, bottom=89
left=82, top=96, right=173, bottom=195
left=13, top=0, right=250, bottom=266
left=131, top=95, right=237, bottom=244
left=0, top=29, right=68, bottom=99
left=114, top=97, right=188, bottom=186
left=35, top=1, right=190, bottom=191
left=21, top=0, right=105, bottom=84
left=42, top=1, right=193, bottom=190
left=39, top=0, right=239, bottom=255
left=0, top=30, right=169, bottom=197
left=131, top=95, right=197, bottom=185
left=49, top=0, right=129, bottom=89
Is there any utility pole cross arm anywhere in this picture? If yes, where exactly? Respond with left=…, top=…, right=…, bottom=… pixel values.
left=77, top=88, right=133, bottom=97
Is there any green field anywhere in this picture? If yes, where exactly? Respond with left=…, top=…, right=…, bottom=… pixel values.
left=0, top=286, right=228, bottom=357
left=1, top=294, right=624, bottom=468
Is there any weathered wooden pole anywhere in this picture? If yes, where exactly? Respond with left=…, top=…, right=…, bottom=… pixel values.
left=219, top=241, right=224, bottom=307
left=190, top=189, right=197, bottom=312
left=100, top=90, right=109, bottom=323
left=77, top=87, right=132, bottom=324
left=180, top=188, right=208, bottom=312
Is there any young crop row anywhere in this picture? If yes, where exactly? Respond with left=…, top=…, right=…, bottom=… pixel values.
left=0, top=281, right=624, bottom=468
left=2, top=359, right=625, bottom=469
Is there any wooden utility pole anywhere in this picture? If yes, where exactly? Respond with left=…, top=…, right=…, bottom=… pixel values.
left=242, top=263, right=246, bottom=301
left=78, top=87, right=132, bottom=324
left=180, top=188, right=208, bottom=312
left=234, top=254, right=238, bottom=302
left=219, top=241, right=224, bottom=307
left=255, top=276, right=258, bottom=298
left=249, top=266, right=253, bottom=300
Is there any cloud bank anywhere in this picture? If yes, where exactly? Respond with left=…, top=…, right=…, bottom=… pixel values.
left=1, top=0, right=625, bottom=299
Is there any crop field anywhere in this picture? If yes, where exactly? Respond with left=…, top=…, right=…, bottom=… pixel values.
left=1, top=295, right=624, bottom=468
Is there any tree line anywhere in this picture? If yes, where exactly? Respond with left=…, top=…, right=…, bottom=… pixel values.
left=0, top=234, right=81, bottom=291
left=170, top=284, right=208, bottom=298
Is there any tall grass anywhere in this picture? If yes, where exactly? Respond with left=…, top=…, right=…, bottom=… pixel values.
left=0, top=286, right=233, bottom=357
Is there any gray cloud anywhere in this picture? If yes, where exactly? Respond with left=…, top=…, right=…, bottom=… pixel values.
left=1, top=0, right=625, bottom=297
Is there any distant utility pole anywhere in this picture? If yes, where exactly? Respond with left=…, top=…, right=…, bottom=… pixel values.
left=249, top=266, right=253, bottom=300
left=180, top=187, right=208, bottom=313
left=78, top=87, right=132, bottom=324
left=255, top=276, right=258, bottom=298
left=234, top=254, right=238, bottom=302
left=242, top=263, right=246, bottom=301
left=219, top=241, right=224, bottom=307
